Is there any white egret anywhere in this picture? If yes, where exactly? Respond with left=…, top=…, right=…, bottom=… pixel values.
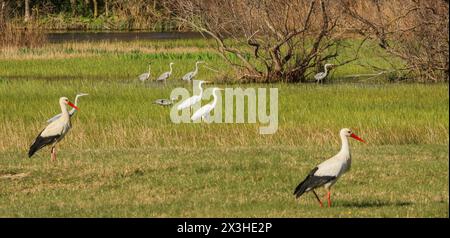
left=177, top=80, right=210, bottom=111
left=28, top=97, right=80, bottom=161
left=191, top=87, right=223, bottom=122
left=293, top=128, right=365, bottom=207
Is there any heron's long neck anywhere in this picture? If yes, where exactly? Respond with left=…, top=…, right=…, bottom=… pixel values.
left=194, top=62, right=200, bottom=74
left=339, top=135, right=350, bottom=157
left=148, top=66, right=151, bottom=74
left=74, top=95, right=80, bottom=106
left=169, top=64, right=173, bottom=74
left=69, top=96, right=80, bottom=114
left=323, top=65, right=329, bottom=74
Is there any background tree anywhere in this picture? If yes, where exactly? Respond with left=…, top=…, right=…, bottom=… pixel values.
left=105, top=0, right=109, bottom=17
left=174, top=0, right=361, bottom=83
left=24, top=0, right=30, bottom=22
left=92, top=0, right=98, bottom=18
left=0, top=0, right=6, bottom=23
left=341, top=0, right=449, bottom=82
left=69, top=0, right=76, bottom=16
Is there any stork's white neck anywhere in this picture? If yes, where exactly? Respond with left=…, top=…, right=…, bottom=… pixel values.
left=339, top=134, right=350, bottom=157
left=60, top=101, right=70, bottom=119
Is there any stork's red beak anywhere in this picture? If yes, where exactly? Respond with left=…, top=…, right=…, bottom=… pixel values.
left=350, top=133, right=365, bottom=143
left=68, top=101, right=79, bottom=110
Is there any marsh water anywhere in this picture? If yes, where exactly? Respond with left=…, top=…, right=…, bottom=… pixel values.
left=46, top=31, right=204, bottom=43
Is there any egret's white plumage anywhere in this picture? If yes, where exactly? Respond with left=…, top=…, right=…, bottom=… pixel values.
left=191, top=88, right=222, bottom=121
left=314, top=63, right=334, bottom=84
left=29, top=97, right=79, bottom=161
left=47, top=93, right=88, bottom=123
left=182, top=61, right=204, bottom=81
left=157, top=62, right=174, bottom=82
left=177, top=80, right=210, bottom=111
left=293, top=128, right=365, bottom=207
left=138, top=64, right=151, bottom=81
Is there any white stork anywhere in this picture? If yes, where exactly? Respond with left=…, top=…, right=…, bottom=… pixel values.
left=28, top=97, right=79, bottom=161
left=191, top=87, right=223, bottom=122
left=293, top=128, right=365, bottom=207
left=157, top=62, right=174, bottom=82
left=177, top=80, right=210, bottom=111
left=314, top=63, right=334, bottom=84
left=47, top=93, right=88, bottom=123
left=138, top=64, right=151, bottom=82
left=182, top=61, right=204, bottom=81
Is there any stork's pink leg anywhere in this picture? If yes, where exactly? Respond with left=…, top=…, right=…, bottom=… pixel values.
left=51, top=146, right=56, bottom=162
left=327, top=190, right=332, bottom=207
left=312, top=190, right=323, bottom=207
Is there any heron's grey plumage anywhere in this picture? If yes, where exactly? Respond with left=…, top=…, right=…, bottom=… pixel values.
left=314, top=63, right=333, bottom=84
left=157, top=62, right=174, bottom=82
left=182, top=61, right=204, bottom=81
left=138, top=64, right=151, bottom=81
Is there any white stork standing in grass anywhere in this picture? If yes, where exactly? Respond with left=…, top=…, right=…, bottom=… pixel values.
left=191, top=87, right=223, bottom=122
left=177, top=80, right=210, bottom=112
left=47, top=93, right=88, bottom=123
left=182, top=61, right=204, bottom=81
left=314, top=63, right=334, bottom=84
left=157, top=62, right=174, bottom=83
left=293, top=128, right=365, bottom=207
left=28, top=97, right=79, bottom=161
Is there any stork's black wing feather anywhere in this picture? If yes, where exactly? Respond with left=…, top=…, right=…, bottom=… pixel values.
left=293, top=167, right=336, bottom=198
left=28, top=130, right=60, bottom=158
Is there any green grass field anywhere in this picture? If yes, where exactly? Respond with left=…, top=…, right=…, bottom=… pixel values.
left=0, top=39, right=448, bottom=217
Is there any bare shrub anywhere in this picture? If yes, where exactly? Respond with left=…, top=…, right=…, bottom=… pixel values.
left=341, top=0, right=449, bottom=82
left=173, top=0, right=361, bottom=83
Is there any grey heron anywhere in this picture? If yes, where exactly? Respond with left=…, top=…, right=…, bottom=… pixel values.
left=182, top=61, right=204, bottom=81
left=157, top=62, right=174, bottom=82
left=314, top=63, right=334, bottom=84
left=138, top=64, right=151, bottom=82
